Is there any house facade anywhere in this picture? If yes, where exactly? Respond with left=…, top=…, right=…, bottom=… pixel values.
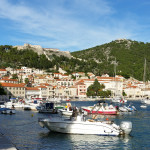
left=1, top=83, right=26, bottom=99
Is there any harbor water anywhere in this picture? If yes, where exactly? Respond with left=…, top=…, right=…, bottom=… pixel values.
left=0, top=100, right=150, bottom=150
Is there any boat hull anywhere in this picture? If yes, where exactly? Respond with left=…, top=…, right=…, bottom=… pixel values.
left=39, top=118, right=120, bottom=136
left=1, top=109, right=15, bottom=114
left=143, top=100, right=150, bottom=104
left=82, top=107, right=118, bottom=115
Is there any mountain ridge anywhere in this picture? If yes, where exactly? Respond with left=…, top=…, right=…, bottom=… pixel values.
left=71, top=39, right=150, bottom=80
left=1, top=39, right=150, bottom=81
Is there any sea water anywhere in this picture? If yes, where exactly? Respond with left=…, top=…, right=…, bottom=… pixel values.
left=0, top=100, right=150, bottom=150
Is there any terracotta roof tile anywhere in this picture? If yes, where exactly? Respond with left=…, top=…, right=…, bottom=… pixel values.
left=25, top=87, right=39, bottom=90
left=2, top=79, right=18, bottom=81
left=1, top=83, right=25, bottom=87
left=0, top=69, right=7, bottom=71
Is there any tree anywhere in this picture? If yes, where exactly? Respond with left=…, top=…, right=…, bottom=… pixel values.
left=98, top=90, right=111, bottom=98
left=122, top=90, right=127, bottom=96
left=11, top=74, right=18, bottom=79
left=87, top=79, right=105, bottom=96
left=0, top=83, right=6, bottom=95
left=25, top=78, right=29, bottom=84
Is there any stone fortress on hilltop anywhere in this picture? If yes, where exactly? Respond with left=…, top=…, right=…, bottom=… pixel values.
left=13, top=43, right=72, bottom=58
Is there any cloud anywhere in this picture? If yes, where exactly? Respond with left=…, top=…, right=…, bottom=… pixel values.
left=0, top=0, right=138, bottom=51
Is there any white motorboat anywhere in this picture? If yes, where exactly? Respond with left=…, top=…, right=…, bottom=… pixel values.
left=38, top=115, right=132, bottom=136
left=23, top=100, right=42, bottom=111
left=58, top=103, right=73, bottom=116
left=118, top=106, right=128, bottom=112
left=5, top=100, right=24, bottom=109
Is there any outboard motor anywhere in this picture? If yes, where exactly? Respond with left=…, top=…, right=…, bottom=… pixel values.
left=120, top=121, right=132, bottom=135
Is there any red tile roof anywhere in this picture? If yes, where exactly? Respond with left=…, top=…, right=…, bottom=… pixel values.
left=36, top=86, right=47, bottom=88
left=25, top=87, right=39, bottom=90
left=1, top=83, right=25, bottom=87
left=0, top=69, right=7, bottom=71
left=1, top=79, right=18, bottom=81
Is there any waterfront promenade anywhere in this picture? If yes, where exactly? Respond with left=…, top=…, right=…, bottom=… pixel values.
left=0, top=131, right=17, bottom=150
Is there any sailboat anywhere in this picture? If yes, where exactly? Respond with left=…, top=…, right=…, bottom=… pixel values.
left=111, top=58, right=127, bottom=103
left=141, top=59, right=150, bottom=104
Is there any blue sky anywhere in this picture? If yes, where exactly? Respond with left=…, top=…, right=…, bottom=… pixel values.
left=0, top=0, right=150, bottom=52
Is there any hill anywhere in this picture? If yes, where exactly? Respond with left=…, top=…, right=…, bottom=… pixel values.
left=71, top=39, right=150, bottom=81
left=0, top=39, right=150, bottom=81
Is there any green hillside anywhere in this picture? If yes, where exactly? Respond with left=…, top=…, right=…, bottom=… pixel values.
left=71, top=39, right=150, bottom=81
left=0, top=39, right=150, bottom=81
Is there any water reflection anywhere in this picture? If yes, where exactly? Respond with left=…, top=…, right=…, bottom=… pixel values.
left=38, top=131, right=132, bottom=150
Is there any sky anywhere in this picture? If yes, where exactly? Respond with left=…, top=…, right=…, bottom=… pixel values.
left=0, top=0, right=150, bottom=52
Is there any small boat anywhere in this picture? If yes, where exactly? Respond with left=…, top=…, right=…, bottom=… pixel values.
left=59, top=108, right=73, bottom=116
left=82, top=101, right=118, bottom=115
left=119, top=105, right=136, bottom=112
left=38, top=114, right=132, bottom=136
left=0, top=108, right=16, bottom=114
left=22, top=99, right=43, bottom=111
left=140, top=105, right=147, bottom=108
left=58, top=103, right=73, bottom=116
left=112, top=96, right=127, bottom=103
left=37, top=102, right=57, bottom=113
left=141, top=98, right=150, bottom=105
left=118, top=106, right=128, bottom=112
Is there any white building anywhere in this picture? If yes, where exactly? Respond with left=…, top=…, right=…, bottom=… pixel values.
left=56, top=79, right=74, bottom=87
left=21, top=67, right=32, bottom=74
left=0, top=69, right=7, bottom=77
left=25, top=87, right=40, bottom=99
left=124, top=85, right=142, bottom=98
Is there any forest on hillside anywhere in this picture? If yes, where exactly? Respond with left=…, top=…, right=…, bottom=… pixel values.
left=1, top=39, right=150, bottom=81
left=0, top=45, right=101, bottom=75
left=71, top=39, right=150, bottom=81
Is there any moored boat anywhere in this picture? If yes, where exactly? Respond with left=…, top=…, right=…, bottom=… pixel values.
left=59, top=108, right=73, bottom=116
left=118, top=104, right=136, bottom=112
left=140, top=105, right=147, bottom=108
left=0, top=108, right=16, bottom=114
left=112, top=96, right=127, bottom=103
left=141, top=98, right=150, bottom=105
left=82, top=101, right=118, bottom=115
left=38, top=114, right=132, bottom=136
left=38, top=102, right=57, bottom=113
left=58, top=103, right=73, bottom=116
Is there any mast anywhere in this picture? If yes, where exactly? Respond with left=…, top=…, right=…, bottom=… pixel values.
left=143, top=58, right=146, bottom=83
left=114, top=58, right=117, bottom=97
left=143, top=58, right=146, bottom=98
